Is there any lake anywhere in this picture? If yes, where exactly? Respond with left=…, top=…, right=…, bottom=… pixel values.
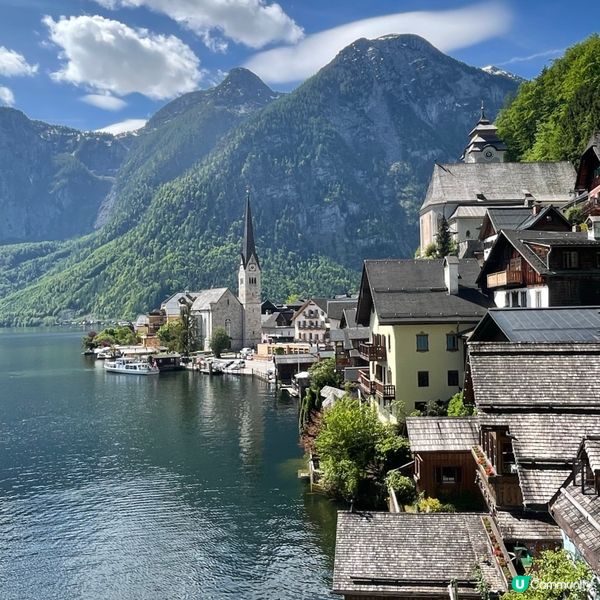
left=0, top=329, right=338, bottom=599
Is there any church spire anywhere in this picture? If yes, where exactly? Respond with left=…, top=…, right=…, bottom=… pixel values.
left=241, top=190, right=260, bottom=269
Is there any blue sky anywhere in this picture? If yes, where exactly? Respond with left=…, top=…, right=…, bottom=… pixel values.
left=0, top=0, right=598, bottom=133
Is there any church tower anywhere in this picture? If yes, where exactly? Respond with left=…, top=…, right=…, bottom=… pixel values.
left=461, top=102, right=507, bottom=163
left=238, top=193, right=262, bottom=348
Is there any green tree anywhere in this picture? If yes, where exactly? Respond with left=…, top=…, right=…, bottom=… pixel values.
left=385, top=471, right=417, bottom=506
left=315, top=397, right=408, bottom=506
left=210, top=326, right=230, bottom=357
left=178, top=302, right=199, bottom=356
left=447, top=391, right=474, bottom=417
left=308, top=358, right=342, bottom=391
left=82, top=331, right=98, bottom=350
left=435, top=217, right=453, bottom=258
left=157, top=321, right=183, bottom=351
left=502, top=550, right=594, bottom=600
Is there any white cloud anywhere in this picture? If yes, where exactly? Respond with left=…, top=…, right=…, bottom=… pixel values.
left=96, top=118, right=147, bottom=134
left=44, top=15, right=202, bottom=99
left=0, top=85, right=15, bottom=106
left=497, top=48, right=564, bottom=66
left=0, top=46, right=38, bottom=77
left=244, top=2, right=512, bottom=84
left=81, top=93, right=127, bottom=111
left=92, top=0, right=303, bottom=49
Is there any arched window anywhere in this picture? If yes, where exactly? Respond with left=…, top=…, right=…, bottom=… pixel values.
left=225, top=319, right=231, bottom=337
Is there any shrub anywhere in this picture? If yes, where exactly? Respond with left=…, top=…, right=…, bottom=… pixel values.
left=385, top=472, right=417, bottom=506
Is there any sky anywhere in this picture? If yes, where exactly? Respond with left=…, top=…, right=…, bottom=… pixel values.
left=0, top=0, right=598, bottom=133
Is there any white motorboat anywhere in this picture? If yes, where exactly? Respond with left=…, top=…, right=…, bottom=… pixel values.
left=104, top=357, right=159, bottom=375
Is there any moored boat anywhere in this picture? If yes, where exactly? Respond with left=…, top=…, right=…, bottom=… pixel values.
left=104, top=357, right=159, bottom=375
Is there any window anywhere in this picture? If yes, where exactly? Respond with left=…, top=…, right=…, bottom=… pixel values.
left=562, top=251, right=579, bottom=269
left=417, top=371, right=429, bottom=387
left=504, top=292, right=510, bottom=307
left=416, top=334, right=429, bottom=352
left=520, top=291, right=527, bottom=307
left=535, top=290, right=542, bottom=308
left=447, top=370, right=459, bottom=386
left=446, top=333, right=458, bottom=352
left=466, top=229, right=471, bottom=239
left=225, top=319, right=231, bottom=337
left=511, top=291, right=519, bottom=307
left=435, top=466, right=462, bottom=484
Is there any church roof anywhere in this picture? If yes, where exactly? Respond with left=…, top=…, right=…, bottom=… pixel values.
left=420, top=161, right=576, bottom=213
left=190, top=288, right=236, bottom=311
left=241, top=194, right=260, bottom=269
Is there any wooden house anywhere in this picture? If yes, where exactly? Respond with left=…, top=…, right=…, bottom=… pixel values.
left=549, top=437, right=600, bottom=575
left=477, top=229, right=600, bottom=308
left=333, top=511, right=506, bottom=600
left=330, top=307, right=369, bottom=384
left=406, top=416, right=480, bottom=500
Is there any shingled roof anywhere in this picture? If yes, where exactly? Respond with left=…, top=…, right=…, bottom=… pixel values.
left=406, top=417, right=479, bottom=453
left=494, top=510, right=561, bottom=543
left=333, top=512, right=505, bottom=598
left=356, top=259, right=492, bottom=326
left=466, top=342, right=600, bottom=412
left=478, top=413, right=600, bottom=506
left=470, top=307, right=600, bottom=343
left=420, top=161, right=575, bottom=213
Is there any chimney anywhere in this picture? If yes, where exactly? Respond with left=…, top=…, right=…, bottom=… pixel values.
left=532, top=202, right=542, bottom=215
left=523, top=190, right=533, bottom=207
left=444, top=256, right=459, bottom=295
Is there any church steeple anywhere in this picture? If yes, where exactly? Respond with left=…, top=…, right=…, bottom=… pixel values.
left=241, top=191, right=260, bottom=269
left=461, top=101, right=507, bottom=163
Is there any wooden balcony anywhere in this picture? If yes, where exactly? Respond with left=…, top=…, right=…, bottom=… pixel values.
left=358, top=369, right=373, bottom=396
left=472, top=446, right=523, bottom=509
left=358, top=341, right=386, bottom=362
left=487, top=258, right=523, bottom=289
left=373, top=379, right=395, bottom=400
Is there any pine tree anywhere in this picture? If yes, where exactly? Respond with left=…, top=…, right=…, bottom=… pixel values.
left=436, top=217, right=452, bottom=258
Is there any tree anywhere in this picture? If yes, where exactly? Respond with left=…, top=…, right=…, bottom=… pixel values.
left=210, top=326, right=230, bottom=357
left=502, top=550, right=594, bottom=600
left=448, top=391, right=474, bottom=416
left=435, top=217, right=453, bottom=258
left=157, top=321, right=183, bottom=352
left=308, top=358, right=342, bottom=391
left=315, top=397, right=408, bottom=506
left=178, top=302, right=199, bottom=356
left=82, top=331, right=98, bottom=350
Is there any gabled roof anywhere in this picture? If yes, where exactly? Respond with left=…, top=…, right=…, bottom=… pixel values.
left=333, top=512, right=505, bottom=597
left=467, top=342, right=600, bottom=412
left=420, top=161, right=575, bottom=213
left=585, top=439, right=600, bottom=472
left=326, top=299, right=356, bottom=322
left=190, top=288, right=235, bottom=311
left=329, top=326, right=370, bottom=349
left=356, top=258, right=492, bottom=326
left=292, top=297, right=329, bottom=321
left=470, top=307, right=600, bottom=343
left=494, top=510, right=561, bottom=543
left=406, top=417, right=479, bottom=453
left=340, top=307, right=358, bottom=328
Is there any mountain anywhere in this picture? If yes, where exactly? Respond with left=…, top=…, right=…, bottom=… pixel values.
left=0, top=34, right=519, bottom=325
left=0, top=108, right=129, bottom=243
left=481, top=65, right=524, bottom=83
left=497, top=34, right=600, bottom=164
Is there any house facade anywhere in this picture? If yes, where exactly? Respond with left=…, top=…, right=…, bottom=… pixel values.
left=477, top=229, right=600, bottom=308
left=292, top=298, right=329, bottom=343
left=356, top=257, right=491, bottom=419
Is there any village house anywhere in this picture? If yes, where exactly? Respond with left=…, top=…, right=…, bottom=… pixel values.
left=549, top=438, right=600, bottom=575
left=333, top=511, right=506, bottom=600
left=355, top=257, right=492, bottom=420
left=330, top=307, right=369, bottom=384
left=563, top=131, right=600, bottom=218
left=478, top=204, right=571, bottom=261
left=292, top=298, right=329, bottom=343
left=419, top=110, right=575, bottom=253
left=477, top=228, right=600, bottom=308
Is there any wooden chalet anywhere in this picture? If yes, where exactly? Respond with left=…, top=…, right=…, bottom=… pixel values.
left=406, top=416, right=479, bottom=500
left=333, top=512, right=506, bottom=600
left=477, top=229, right=600, bottom=308
left=549, top=437, right=600, bottom=575
left=330, top=307, right=369, bottom=384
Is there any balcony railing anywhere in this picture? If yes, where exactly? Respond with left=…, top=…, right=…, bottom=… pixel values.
left=472, top=446, right=523, bottom=509
left=373, top=380, right=395, bottom=400
left=487, top=257, right=523, bottom=289
left=358, top=369, right=373, bottom=396
left=358, top=342, right=386, bottom=362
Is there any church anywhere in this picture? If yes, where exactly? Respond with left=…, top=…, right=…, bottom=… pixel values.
left=154, top=196, right=262, bottom=351
left=419, top=105, right=576, bottom=253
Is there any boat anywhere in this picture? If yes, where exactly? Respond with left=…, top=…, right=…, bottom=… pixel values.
left=95, top=347, right=122, bottom=360
left=104, top=357, right=159, bottom=375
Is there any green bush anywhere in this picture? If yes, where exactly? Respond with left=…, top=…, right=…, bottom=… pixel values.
left=417, top=496, right=456, bottom=513
left=385, top=472, right=417, bottom=506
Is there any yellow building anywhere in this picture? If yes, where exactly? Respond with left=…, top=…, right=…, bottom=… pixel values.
left=355, top=257, right=492, bottom=421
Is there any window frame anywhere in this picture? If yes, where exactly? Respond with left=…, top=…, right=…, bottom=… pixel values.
left=417, top=371, right=429, bottom=387
left=447, top=370, right=459, bottom=387
left=416, top=333, right=429, bottom=353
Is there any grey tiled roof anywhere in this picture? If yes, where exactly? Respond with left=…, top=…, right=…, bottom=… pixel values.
left=470, top=307, right=600, bottom=343
left=330, top=326, right=369, bottom=349
left=518, top=467, right=573, bottom=507
left=327, top=299, right=357, bottom=321
left=406, top=417, right=479, bottom=452
left=421, top=161, right=575, bottom=212
left=190, top=288, right=231, bottom=311
left=333, top=511, right=505, bottom=597
left=494, top=511, right=561, bottom=542
left=341, top=307, right=358, bottom=328
left=550, top=486, right=600, bottom=574
left=468, top=342, right=600, bottom=411
left=357, top=259, right=492, bottom=325
left=485, top=207, right=533, bottom=233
